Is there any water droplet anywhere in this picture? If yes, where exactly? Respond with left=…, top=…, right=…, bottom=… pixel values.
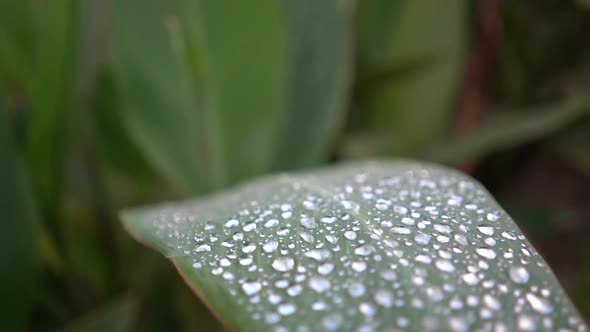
left=415, top=233, right=431, bottom=245
left=287, top=284, right=302, bottom=296
left=354, top=244, right=373, bottom=256
left=263, top=240, right=279, bottom=253
left=476, top=248, right=496, bottom=260
left=434, top=224, right=452, bottom=234
left=351, top=261, right=367, bottom=272
left=394, top=205, right=408, bottom=215
left=308, top=277, right=331, bottom=293
left=375, top=199, right=391, bottom=210
left=224, top=219, right=239, bottom=228
left=359, top=302, right=376, bottom=317
left=195, top=244, right=211, bottom=252
left=415, top=254, right=432, bottom=264
left=391, top=227, right=411, bottom=235
left=277, top=303, right=297, bottom=316
left=526, top=293, right=552, bottom=314
left=483, top=294, right=501, bottom=311
left=401, top=217, right=415, bottom=225
left=477, top=226, right=494, bottom=236
left=242, top=243, right=257, bottom=253
left=277, top=227, right=289, bottom=236
left=435, top=259, right=455, bottom=272
left=509, top=266, right=530, bottom=284
left=486, top=212, right=499, bottom=222
left=241, top=280, right=262, bottom=295
left=272, top=256, right=295, bottom=272
left=348, top=281, right=366, bottom=297
left=243, top=222, right=256, bottom=232
left=518, top=316, right=536, bottom=331
left=264, top=218, right=279, bottom=228
left=322, top=314, right=342, bottom=330
left=300, top=232, right=314, bottom=243
left=300, top=216, right=316, bottom=229
left=462, top=273, right=479, bottom=285
left=374, top=289, right=394, bottom=308
left=344, top=230, right=357, bottom=240
left=303, top=249, right=331, bottom=262
left=320, top=216, right=337, bottom=224
left=318, top=263, right=334, bottom=275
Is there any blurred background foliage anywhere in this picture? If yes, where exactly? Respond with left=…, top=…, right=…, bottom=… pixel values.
left=1, top=0, right=589, bottom=330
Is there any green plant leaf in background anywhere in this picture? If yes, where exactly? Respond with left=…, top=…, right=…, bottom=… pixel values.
left=112, top=0, right=211, bottom=194
left=357, top=0, right=468, bottom=155
left=272, top=0, right=354, bottom=170
left=26, top=0, right=81, bottom=216
left=62, top=296, right=136, bottom=332
left=424, top=96, right=590, bottom=164
left=0, top=0, right=34, bottom=91
left=182, top=0, right=288, bottom=183
left=122, top=161, right=586, bottom=331
left=0, top=108, right=38, bottom=331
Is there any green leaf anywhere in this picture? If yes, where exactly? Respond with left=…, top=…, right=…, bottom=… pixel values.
left=112, top=0, right=210, bottom=194
left=27, top=0, right=81, bottom=208
left=357, top=0, right=468, bottom=155
left=62, top=296, right=137, bottom=332
left=424, top=97, right=590, bottom=163
left=0, top=108, right=38, bottom=331
left=122, top=161, right=586, bottom=331
left=0, top=0, right=34, bottom=90
left=272, top=0, right=354, bottom=169
left=179, top=0, right=289, bottom=183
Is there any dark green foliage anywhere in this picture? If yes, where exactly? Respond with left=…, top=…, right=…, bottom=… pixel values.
left=0, top=0, right=589, bottom=330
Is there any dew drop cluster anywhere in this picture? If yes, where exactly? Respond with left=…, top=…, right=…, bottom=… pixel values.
left=137, top=162, right=586, bottom=332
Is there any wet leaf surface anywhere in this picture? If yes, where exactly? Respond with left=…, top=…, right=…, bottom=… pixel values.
left=123, top=161, right=587, bottom=331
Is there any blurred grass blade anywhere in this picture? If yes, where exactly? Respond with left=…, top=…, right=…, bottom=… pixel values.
left=272, top=0, right=354, bottom=169
left=424, top=97, right=590, bottom=163
left=0, top=0, right=34, bottom=90
left=62, top=296, right=137, bottom=332
left=0, top=108, right=38, bottom=331
left=186, top=0, right=289, bottom=183
left=357, top=0, right=468, bottom=155
left=112, top=0, right=212, bottom=194
left=26, top=0, right=80, bottom=210
left=122, top=161, right=586, bottom=331
left=92, top=68, right=157, bottom=184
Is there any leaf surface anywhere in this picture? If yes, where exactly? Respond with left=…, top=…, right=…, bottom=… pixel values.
left=123, top=161, right=586, bottom=331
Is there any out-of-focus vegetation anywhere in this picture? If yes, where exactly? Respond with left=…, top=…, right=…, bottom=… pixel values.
left=0, top=0, right=589, bottom=330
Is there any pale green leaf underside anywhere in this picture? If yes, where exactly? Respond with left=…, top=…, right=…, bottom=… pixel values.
left=122, top=161, right=586, bottom=332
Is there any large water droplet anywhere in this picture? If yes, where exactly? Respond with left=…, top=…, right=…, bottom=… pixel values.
left=476, top=248, right=496, bottom=260
left=303, top=249, right=331, bottom=262
left=374, top=289, right=394, bottom=308
left=462, top=273, right=479, bottom=285
left=241, top=280, right=262, bottom=296
left=300, top=216, right=317, bottom=229
left=277, top=303, right=297, bottom=316
left=308, top=277, right=331, bottom=293
left=477, top=225, right=495, bottom=236
left=509, top=266, right=530, bottom=284
left=263, top=240, right=279, bottom=253
left=351, top=261, right=367, bottom=272
left=272, top=256, right=295, bottom=272
left=526, top=293, right=553, bottom=314
left=354, top=244, right=373, bottom=256
left=195, top=244, right=211, bottom=252
left=348, top=281, right=366, bottom=297
left=435, top=259, right=455, bottom=272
